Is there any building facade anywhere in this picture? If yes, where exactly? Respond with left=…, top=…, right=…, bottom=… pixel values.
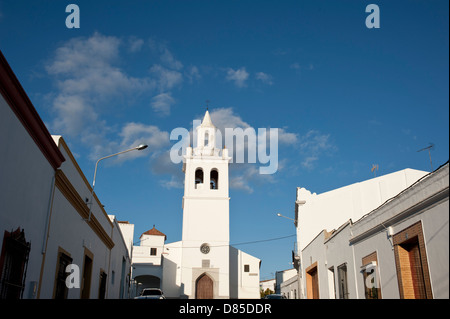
left=292, top=163, right=449, bottom=299
left=0, top=50, right=132, bottom=299
left=130, top=111, right=261, bottom=299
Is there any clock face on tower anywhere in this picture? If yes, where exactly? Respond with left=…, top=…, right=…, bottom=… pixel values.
left=200, top=243, right=210, bottom=254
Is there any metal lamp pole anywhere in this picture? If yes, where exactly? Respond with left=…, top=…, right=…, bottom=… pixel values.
left=277, top=205, right=305, bottom=299
left=84, top=144, right=148, bottom=222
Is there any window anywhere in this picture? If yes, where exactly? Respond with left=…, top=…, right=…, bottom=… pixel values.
left=244, top=264, right=250, bottom=272
left=200, top=243, right=210, bottom=254
left=195, top=168, right=204, bottom=188
left=362, top=252, right=382, bottom=299
left=54, top=250, right=73, bottom=299
left=337, top=263, right=349, bottom=299
left=204, top=132, right=209, bottom=147
left=150, top=248, right=157, bottom=256
left=0, top=228, right=31, bottom=299
left=210, top=169, right=218, bottom=189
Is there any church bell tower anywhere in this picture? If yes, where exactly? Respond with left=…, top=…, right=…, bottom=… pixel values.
left=180, top=110, right=231, bottom=298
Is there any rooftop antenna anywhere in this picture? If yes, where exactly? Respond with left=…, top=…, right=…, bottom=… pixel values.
left=371, top=164, right=379, bottom=177
left=417, top=143, right=434, bottom=171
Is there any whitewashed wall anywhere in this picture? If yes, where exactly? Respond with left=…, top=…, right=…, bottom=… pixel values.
left=295, top=164, right=449, bottom=299
left=229, top=246, right=261, bottom=299
left=0, top=95, right=56, bottom=299
left=297, top=169, right=428, bottom=251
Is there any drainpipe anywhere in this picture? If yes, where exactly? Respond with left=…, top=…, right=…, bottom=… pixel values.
left=37, top=170, right=58, bottom=298
left=295, top=198, right=306, bottom=299
left=350, top=229, right=359, bottom=299
left=41, top=172, right=57, bottom=254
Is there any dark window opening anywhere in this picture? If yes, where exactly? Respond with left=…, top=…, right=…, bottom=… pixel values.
left=98, top=271, right=107, bottom=299
left=0, top=228, right=31, bottom=299
left=81, top=254, right=93, bottom=299
left=338, top=263, right=349, bottom=299
left=204, top=132, right=209, bottom=147
left=210, top=169, right=218, bottom=190
left=195, top=168, right=204, bottom=189
left=54, top=251, right=73, bottom=299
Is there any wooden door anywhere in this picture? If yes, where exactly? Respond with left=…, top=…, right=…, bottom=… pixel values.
left=310, top=267, right=319, bottom=299
left=196, top=274, right=213, bottom=299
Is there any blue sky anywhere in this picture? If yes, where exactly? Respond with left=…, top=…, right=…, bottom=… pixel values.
left=1, top=0, right=448, bottom=280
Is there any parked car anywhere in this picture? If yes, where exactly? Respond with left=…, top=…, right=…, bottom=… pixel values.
left=135, top=288, right=166, bottom=299
left=263, top=294, right=287, bottom=299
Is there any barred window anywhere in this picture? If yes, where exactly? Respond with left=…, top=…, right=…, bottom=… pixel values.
left=0, top=228, right=31, bottom=299
left=54, top=251, right=73, bottom=299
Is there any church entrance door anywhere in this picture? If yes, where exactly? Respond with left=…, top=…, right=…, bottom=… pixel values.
left=195, top=273, right=213, bottom=299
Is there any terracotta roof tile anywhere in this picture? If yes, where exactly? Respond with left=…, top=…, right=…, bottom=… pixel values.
left=140, top=225, right=166, bottom=240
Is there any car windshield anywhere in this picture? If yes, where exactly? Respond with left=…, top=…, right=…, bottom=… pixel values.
left=142, top=289, right=162, bottom=296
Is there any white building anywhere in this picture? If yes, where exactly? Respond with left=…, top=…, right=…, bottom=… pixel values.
left=0, top=50, right=132, bottom=299
left=275, top=268, right=297, bottom=297
left=260, top=278, right=276, bottom=294
left=129, top=110, right=261, bottom=299
left=290, top=163, right=449, bottom=299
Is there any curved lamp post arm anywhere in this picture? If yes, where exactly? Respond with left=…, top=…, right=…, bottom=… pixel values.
left=84, top=144, right=148, bottom=222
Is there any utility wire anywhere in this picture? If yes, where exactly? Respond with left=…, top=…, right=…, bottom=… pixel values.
left=134, top=234, right=296, bottom=248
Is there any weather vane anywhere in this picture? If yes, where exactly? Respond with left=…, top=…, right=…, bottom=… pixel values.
left=371, top=164, right=379, bottom=177
left=205, top=99, right=210, bottom=110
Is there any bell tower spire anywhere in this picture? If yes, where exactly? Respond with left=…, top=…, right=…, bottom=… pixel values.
left=194, top=110, right=219, bottom=156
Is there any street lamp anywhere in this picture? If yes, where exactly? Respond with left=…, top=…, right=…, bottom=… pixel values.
left=276, top=213, right=296, bottom=223
left=276, top=211, right=304, bottom=299
left=84, top=144, right=148, bottom=222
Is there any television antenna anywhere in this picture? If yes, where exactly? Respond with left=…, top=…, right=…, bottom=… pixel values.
left=371, top=164, right=379, bottom=177
left=417, top=143, right=434, bottom=171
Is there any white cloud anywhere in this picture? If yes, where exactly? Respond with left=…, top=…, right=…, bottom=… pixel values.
left=46, top=32, right=154, bottom=101
left=160, top=175, right=184, bottom=189
left=204, top=108, right=294, bottom=192
left=255, top=72, right=273, bottom=85
left=229, top=164, right=276, bottom=193
left=150, top=64, right=183, bottom=91
left=46, top=32, right=121, bottom=76
left=45, top=32, right=177, bottom=162
left=290, top=62, right=314, bottom=71
left=290, top=62, right=301, bottom=70
left=185, top=65, right=201, bottom=84
left=128, top=36, right=144, bottom=53
left=119, top=122, right=169, bottom=150
left=89, top=122, right=170, bottom=162
left=149, top=150, right=184, bottom=189
left=229, top=174, right=254, bottom=193
left=277, top=128, right=298, bottom=144
left=151, top=92, right=175, bottom=116
left=226, top=67, right=249, bottom=88
left=160, top=47, right=183, bottom=70
left=297, top=130, right=335, bottom=169
left=209, top=107, right=251, bottom=130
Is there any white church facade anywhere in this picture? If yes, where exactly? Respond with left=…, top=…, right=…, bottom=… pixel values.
left=128, top=110, right=261, bottom=299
